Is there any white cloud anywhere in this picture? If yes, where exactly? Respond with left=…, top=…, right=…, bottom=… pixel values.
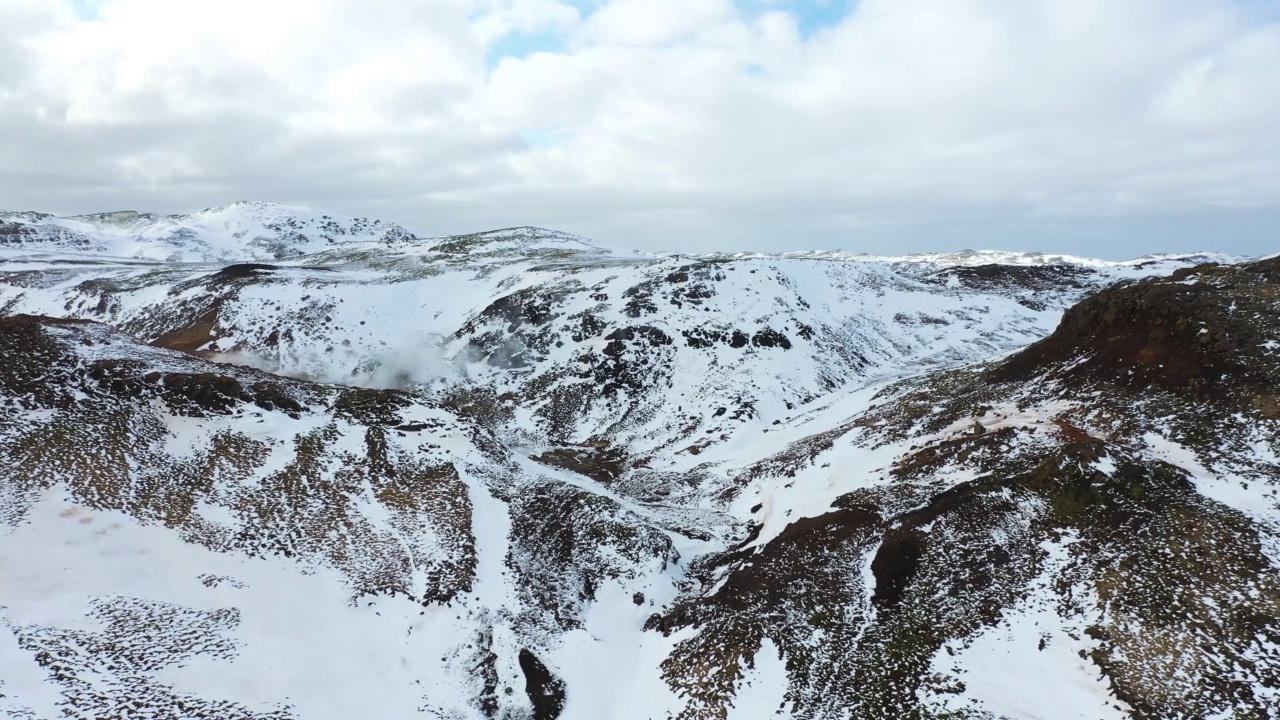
left=1, top=0, right=1278, bottom=256
left=472, top=0, right=581, bottom=43
left=577, top=0, right=735, bottom=47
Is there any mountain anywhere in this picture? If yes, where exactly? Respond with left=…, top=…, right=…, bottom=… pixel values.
left=0, top=204, right=1275, bottom=720
left=0, top=201, right=416, bottom=262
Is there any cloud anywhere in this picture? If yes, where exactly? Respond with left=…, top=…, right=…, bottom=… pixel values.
left=577, top=0, right=735, bottom=46
left=1, top=0, right=1278, bottom=256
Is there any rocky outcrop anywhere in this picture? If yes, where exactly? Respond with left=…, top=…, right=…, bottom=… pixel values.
left=994, top=256, right=1280, bottom=396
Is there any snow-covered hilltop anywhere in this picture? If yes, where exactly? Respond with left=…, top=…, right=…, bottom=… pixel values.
left=0, top=207, right=1225, bottom=453
left=0, top=201, right=1234, bottom=269
left=1, top=204, right=1276, bottom=720
left=0, top=201, right=415, bottom=262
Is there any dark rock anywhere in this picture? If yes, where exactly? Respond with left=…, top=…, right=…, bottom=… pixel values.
left=518, top=649, right=566, bottom=720
left=533, top=446, right=629, bottom=483
left=992, top=256, right=1280, bottom=397
left=208, top=264, right=279, bottom=284
left=751, top=328, right=791, bottom=350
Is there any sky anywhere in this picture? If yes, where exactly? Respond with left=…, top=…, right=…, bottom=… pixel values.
left=1, top=0, right=1278, bottom=257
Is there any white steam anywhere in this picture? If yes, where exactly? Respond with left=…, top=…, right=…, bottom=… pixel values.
left=207, top=333, right=468, bottom=391
left=358, top=334, right=467, bottom=390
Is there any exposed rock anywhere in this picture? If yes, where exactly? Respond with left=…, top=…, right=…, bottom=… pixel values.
left=519, top=649, right=567, bottom=720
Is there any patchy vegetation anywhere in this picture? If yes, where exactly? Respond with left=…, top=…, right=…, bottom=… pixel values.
left=1, top=211, right=1275, bottom=719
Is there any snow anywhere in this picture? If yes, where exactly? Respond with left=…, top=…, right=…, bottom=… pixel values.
left=725, top=640, right=789, bottom=720
left=698, top=248, right=1241, bottom=270
left=0, top=616, right=64, bottom=716
left=922, top=536, right=1131, bottom=720
left=0, top=494, right=477, bottom=719
left=1094, top=454, right=1117, bottom=476
left=1142, top=431, right=1263, bottom=516
left=1, top=202, right=414, bottom=262
left=554, top=586, right=692, bottom=720
left=1, top=204, right=1223, bottom=451
left=733, top=381, right=903, bottom=550
left=2, top=202, right=1273, bottom=719
left=1141, top=430, right=1280, bottom=565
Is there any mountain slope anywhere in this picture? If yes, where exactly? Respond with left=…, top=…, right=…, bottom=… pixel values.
left=649, top=255, right=1280, bottom=719
left=0, top=314, right=699, bottom=719
left=1, top=204, right=1275, bottom=720
left=0, top=216, right=1222, bottom=461
left=0, top=202, right=416, bottom=262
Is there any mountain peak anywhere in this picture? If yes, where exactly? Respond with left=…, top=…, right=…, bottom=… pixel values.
left=426, top=225, right=607, bottom=255
left=0, top=203, right=415, bottom=261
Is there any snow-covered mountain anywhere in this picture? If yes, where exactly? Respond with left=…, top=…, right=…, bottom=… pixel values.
left=1, top=204, right=1276, bottom=720
left=0, top=201, right=416, bottom=262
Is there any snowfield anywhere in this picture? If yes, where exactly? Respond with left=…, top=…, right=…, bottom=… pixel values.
left=1, top=203, right=1277, bottom=720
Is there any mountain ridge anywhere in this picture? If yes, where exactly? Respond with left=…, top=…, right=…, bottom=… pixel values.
left=1, top=201, right=1247, bottom=268
left=1, top=203, right=1276, bottom=720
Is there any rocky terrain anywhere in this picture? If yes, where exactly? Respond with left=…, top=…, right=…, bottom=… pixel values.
left=0, top=203, right=1274, bottom=719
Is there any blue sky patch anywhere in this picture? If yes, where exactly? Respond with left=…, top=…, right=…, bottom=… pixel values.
left=481, top=0, right=859, bottom=67
left=516, top=126, right=569, bottom=149
left=486, top=29, right=568, bottom=68
left=66, top=0, right=103, bottom=20
left=740, top=0, right=857, bottom=39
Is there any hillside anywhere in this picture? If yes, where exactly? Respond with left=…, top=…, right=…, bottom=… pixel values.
left=0, top=204, right=1275, bottom=720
